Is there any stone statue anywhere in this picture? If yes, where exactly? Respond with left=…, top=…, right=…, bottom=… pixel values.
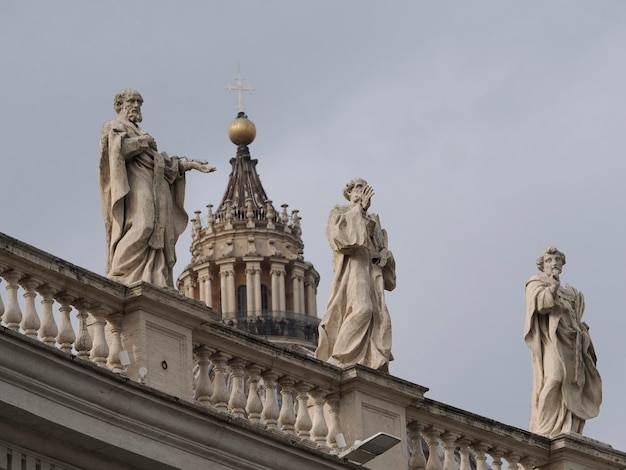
left=99, top=89, right=215, bottom=288
left=315, top=178, right=396, bottom=372
left=524, top=247, right=602, bottom=437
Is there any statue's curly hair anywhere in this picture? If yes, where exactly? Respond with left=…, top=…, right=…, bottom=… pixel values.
left=536, top=246, right=566, bottom=272
left=342, top=177, right=368, bottom=201
left=113, top=89, right=143, bottom=113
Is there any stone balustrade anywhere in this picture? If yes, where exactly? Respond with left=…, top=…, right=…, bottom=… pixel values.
left=0, top=233, right=128, bottom=371
left=201, top=200, right=300, bottom=235
left=1, top=231, right=626, bottom=470
left=407, top=400, right=551, bottom=469
left=226, top=309, right=320, bottom=342
left=0, top=232, right=214, bottom=378
left=192, top=320, right=348, bottom=453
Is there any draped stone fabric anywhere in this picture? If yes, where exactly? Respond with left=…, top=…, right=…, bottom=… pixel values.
left=315, top=203, right=395, bottom=372
left=524, top=273, right=602, bottom=436
left=99, top=118, right=188, bottom=288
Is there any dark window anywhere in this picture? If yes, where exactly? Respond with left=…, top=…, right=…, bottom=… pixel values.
left=237, top=285, right=247, bottom=319
left=261, top=284, right=269, bottom=313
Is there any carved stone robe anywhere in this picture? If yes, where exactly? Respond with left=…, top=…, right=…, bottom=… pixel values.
left=524, top=273, right=602, bottom=437
left=99, top=118, right=187, bottom=288
left=315, top=203, right=395, bottom=371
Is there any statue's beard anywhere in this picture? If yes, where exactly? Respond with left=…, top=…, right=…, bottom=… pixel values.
left=125, top=110, right=142, bottom=123
left=128, top=111, right=143, bottom=122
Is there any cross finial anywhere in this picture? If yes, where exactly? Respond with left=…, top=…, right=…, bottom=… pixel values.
left=226, top=73, right=255, bottom=113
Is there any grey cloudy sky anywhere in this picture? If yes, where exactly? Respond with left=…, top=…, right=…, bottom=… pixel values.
left=2, top=0, right=626, bottom=449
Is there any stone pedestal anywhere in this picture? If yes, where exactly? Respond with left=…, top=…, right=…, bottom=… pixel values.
left=548, top=434, right=626, bottom=470
left=337, top=366, right=427, bottom=469
left=118, top=283, right=217, bottom=401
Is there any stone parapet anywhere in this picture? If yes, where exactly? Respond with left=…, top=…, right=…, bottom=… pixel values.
left=1, top=230, right=625, bottom=469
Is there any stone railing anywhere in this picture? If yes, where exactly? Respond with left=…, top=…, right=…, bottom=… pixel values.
left=0, top=233, right=127, bottom=370
left=0, top=232, right=213, bottom=378
left=226, top=309, right=320, bottom=342
left=1, top=231, right=625, bottom=470
left=193, top=322, right=346, bottom=452
left=198, top=200, right=302, bottom=236
left=406, top=400, right=550, bottom=469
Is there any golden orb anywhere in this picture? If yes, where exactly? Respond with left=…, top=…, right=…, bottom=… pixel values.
left=228, top=112, right=256, bottom=146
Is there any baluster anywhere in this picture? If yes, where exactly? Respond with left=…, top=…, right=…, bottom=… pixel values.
left=277, top=377, right=296, bottom=436
left=246, top=197, right=255, bottom=228
left=294, top=382, right=312, bottom=440
left=106, top=313, right=124, bottom=372
left=55, top=293, right=75, bottom=353
left=407, top=422, right=427, bottom=470
left=72, top=299, right=92, bottom=359
left=2, top=270, right=23, bottom=331
left=224, top=200, right=233, bottom=230
left=261, top=371, right=280, bottom=430
left=210, top=352, right=230, bottom=411
left=281, top=204, right=289, bottom=227
left=441, top=432, right=459, bottom=470
left=245, top=364, right=263, bottom=424
left=423, top=426, right=443, bottom=470
left=37, top=285, right=58, bottom=346
left=265, top=200, right=275, bottom=229
left=325, top=393, right=342, bottom=453
left=519, top=456, right=537, bottom=470
left=471, top=442, right=490, bottom=470
left=194, top=346, right=213, bottom=404
left=489, top=448, right=504, bottom=470
left=88, top=306, right=109, bottom=367
left=457, top=438, right=471, bottom=470
left=505, top=452, right=521, bottom=470
left=227, top=358, right=247, bottom=418
left=19, top=277, right=41, bottom=339
left=309, top=388, right=329, bottom=447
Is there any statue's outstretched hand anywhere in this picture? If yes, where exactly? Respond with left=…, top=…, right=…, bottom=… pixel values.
left=181, top=159, right=217, bottom=173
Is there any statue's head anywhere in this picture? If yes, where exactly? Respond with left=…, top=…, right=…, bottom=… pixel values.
left=343, top=177, right=369, bottom=204
left=114, top=89, right=143, bottom=123
left=536, top=246, right=566, bottom=275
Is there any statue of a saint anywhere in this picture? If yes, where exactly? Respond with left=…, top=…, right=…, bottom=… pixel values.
left=315, top=178, right=396, bottom=372
left=525, top=247, right=602, bottom=437
left=99, top=89, right=215, bottom=288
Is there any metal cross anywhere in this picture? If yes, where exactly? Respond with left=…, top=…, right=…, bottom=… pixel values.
left=226, top=73, right=255, bottom=113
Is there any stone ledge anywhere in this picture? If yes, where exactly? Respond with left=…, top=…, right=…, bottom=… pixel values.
left=0, top=327, right=360, bottom=470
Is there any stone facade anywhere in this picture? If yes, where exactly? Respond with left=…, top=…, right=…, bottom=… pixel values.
left=1, top=232, right=625, bottom=469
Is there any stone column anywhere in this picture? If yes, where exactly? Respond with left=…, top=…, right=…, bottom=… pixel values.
left=253, top=267, right=262, bottom=313
left=219, top=269, right=227, bottom=313
left=244, top=258, right=263, bottom=318
left=194, top=264, right=211, bottom=306
left=226, top=269, right=235, bottom=318
left=270, top=262, right=287, bottom=316
left=218, top=262, right=235, bottom=319
left=291, top=263, right=306, bottom=314
left=200, top=272, right=212, bottom=308
left=304, top=272, right=317, bottom=316
left=246, top=264, right=255, bottom=316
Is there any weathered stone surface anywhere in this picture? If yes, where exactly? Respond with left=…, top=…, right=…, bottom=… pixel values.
left=316, top=178, right=396, bottom=372
left=99, top=89, right=215, bottom=288
left=524, top=247, right=602, bottom=437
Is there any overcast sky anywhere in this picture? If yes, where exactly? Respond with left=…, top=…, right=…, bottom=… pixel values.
left=2, top=0, right=626, bottom=451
